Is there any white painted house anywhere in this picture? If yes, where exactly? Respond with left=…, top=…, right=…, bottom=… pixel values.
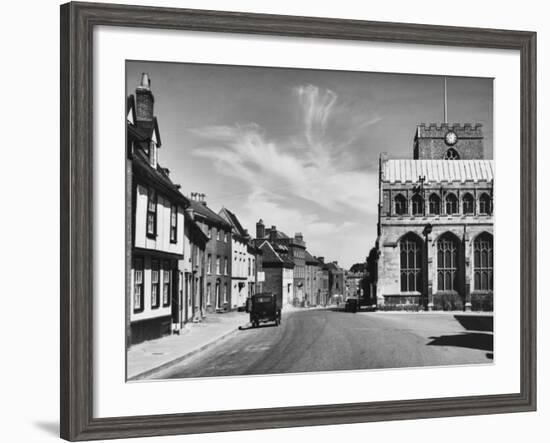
left=219, top=207, right=254, bottom=309
left=127, top=73, right=187, bottom=345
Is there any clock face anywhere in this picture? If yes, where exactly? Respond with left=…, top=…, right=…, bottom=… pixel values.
left=445, top=130, right=458, bottom=146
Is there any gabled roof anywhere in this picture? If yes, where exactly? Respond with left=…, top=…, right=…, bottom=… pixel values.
left=381, top=159, right=494, bottom=184
left=259, top=241, right=294, bottom=268
left=304, top=250, right=320, bottom=266
left=188, top=199, right=231, bottom=229
left=184, top=212, right=209, bottom=246
left=219, top=207, right=249, bottom=238
left=258, top=229, right=289, bottom=241
left=132, top=148, right=188, bottom=206
left=326, top=262, right=343, bottom=272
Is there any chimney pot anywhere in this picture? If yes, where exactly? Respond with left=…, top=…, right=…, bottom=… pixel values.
left=138, top=73, right=151, bottom=90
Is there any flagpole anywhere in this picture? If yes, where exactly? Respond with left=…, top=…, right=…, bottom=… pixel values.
left=444, top=77, right=448, bottom=124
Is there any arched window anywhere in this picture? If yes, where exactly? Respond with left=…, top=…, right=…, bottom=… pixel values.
left=462, top=193, right=474, bottom=215
left=437, top=233, right=459, bottom=291
left=445, top=193, right=458, bottom=215
left=411, top=194, right=424, bottom=216
left=394, top=194, right=408, bottom=216
left=444, top=148, right=460, bottom=160
left=474, top=233, right=493, bottom=291
left=428, top=193, right=441, bottom=215
left=400, top=234, right=423, bottom=292
left=479, top=193, right=492, bottom=215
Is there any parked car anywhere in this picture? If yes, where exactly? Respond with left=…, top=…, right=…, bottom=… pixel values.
left=249, top=292, right=282, bottom=327
left=344, top=298, right=358, bottom=313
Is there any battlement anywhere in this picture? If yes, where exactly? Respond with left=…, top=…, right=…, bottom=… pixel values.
left=417, top=122, right=483, bottom=139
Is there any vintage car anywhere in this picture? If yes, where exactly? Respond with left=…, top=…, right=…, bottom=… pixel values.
left=248, top=292, right=282, bottom=328
left=344, top=297, right=358, bottom=313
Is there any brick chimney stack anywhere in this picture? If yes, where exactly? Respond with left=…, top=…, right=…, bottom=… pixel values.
left=256, top=219, right=265, bottom=239
left=135, top=73, right=154, bottom=124
left=269, top=226, right=277, bottom=243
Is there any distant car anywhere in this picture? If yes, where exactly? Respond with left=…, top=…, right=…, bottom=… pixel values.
left=249, top=292, right=282, bottom=328
left=344, top=298, right=358, bottom=313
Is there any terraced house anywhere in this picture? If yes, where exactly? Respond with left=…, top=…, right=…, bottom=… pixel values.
left=219, top=207, right=258, bottom=310
left=188, top=193, right=233, bottom=313
left=376, top=123, right=494, bottom=311
left=127, top=73, right=186, bottom=345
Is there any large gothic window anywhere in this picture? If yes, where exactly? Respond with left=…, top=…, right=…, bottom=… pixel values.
left=445, top=193, right=458, bottom=215
left=444, top=148, right=460, bottom=160
left=394, top=194, right=408, bottom=215
left=411, top=194, right=424, bottom=216
left=479, top=193, right=492, bottom=215
left=400, top=234, right=423, bottom=292
left=428, top=193, right=441, bottom=215
left=437, top=233, right=459, bottom=291
left=474, top=233, right=493, bottom=291
left=462, top=193, right=475, bottom=215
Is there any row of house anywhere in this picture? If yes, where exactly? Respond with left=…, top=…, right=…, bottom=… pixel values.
left=126, top=73, right=347, bottom=345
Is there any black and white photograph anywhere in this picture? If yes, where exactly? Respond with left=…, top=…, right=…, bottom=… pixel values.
left=126, top=61, right=494, bottom=381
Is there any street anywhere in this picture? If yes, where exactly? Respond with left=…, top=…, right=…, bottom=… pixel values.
left=151, top=309, right=493, bottom=379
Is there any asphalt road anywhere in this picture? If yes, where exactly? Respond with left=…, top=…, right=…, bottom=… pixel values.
left=152, top=308, right=493, bottom=380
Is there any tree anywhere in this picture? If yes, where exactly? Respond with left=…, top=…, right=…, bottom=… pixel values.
left=349, top=262, right=366, bottom=273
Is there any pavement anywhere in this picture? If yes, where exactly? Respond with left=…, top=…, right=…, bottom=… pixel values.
left=150, top=308, right=494, bottom=380
left=127, top=310, right=249, bottom=380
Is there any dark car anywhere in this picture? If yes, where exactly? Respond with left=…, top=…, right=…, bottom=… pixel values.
left=249, top=292, right=282, bottom=328
left=344, top=298, right=358, bottom=313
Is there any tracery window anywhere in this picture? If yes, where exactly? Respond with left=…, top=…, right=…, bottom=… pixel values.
left=474, top=233, right=493, bottom=291
left=462, top=193, right=475, bottom=215
left=400, top=234, right=423, bottom=292
left=437, top=233, right=459, bottom=291
left=411, top=194, right=424, bottom=216
left=428, top=193, right=441, bottom=215
left=479, top=193, right=492, bottom=215
left=445, top=193, right=458, bottom=215
left=394, top=194, right=408, bottom=216
left=444, top=148, right=460, bottom=160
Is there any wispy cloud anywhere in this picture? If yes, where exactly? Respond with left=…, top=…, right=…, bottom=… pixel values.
left=188, top=84, right=381, bottom=264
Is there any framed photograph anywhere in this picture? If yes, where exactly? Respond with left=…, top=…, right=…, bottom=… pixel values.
left=60, top=1, right=536, bottom=441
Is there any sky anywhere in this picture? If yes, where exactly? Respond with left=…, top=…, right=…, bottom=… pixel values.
left=127, top=61, right=493, bottom=269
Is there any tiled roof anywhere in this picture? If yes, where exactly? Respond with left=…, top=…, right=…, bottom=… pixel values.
left=381, top=159, right=494, bottom=184
left=304, top=250, right=319, bottom=265
left=259, top=241, right=294, bottom=268
left=188, top=199, right=231, bottom=228
left=219, top=207, right=248, bottom=237
left=132, top=149, right=188, bottom=206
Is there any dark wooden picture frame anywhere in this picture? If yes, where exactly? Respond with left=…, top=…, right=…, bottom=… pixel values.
left=60, top=2, right=536, bottom=441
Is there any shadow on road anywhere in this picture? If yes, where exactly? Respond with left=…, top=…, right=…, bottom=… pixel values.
left=427, top=332, right=493, bottom=352
left=238, top=323, right=279, bottom=331
left=454, top=315, right=493, bottom=332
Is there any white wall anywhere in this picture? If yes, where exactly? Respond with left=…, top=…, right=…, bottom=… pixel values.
left=2, top=1, right=547, bottom=443
left=134, top=184, right=184, bottom=255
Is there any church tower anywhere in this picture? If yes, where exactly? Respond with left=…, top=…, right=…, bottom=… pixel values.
left=413, top=122, right=484, bottom=160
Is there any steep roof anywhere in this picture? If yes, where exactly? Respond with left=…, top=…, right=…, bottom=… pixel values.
left=304, top=250, right=320, bottom=266
left=219, top=207, right=248, bottom=238
left=381, top=159, right=494, bottom=184
left=188, top=199, right=231, bottom=228
left=259, top=241, right=294, bottom=268
left=258, top=229, right=289, bottom=241
left=132, top=148, right=188, bottom=206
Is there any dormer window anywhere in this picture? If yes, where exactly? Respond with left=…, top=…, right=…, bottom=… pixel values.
left=149, top=141, right=157, bottom=168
